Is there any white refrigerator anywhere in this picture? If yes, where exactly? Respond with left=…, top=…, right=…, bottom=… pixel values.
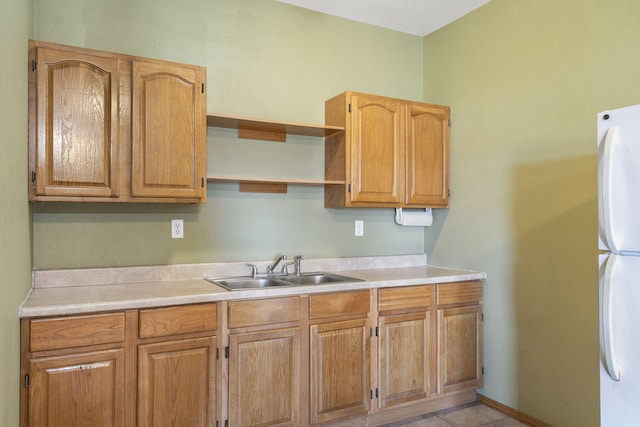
left=598, top=104, right=640, bottom=426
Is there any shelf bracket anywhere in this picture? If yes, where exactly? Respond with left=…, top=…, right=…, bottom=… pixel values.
left=238, top=127, right=286, bottom=142
left=239, top=182, right=288, bottom=193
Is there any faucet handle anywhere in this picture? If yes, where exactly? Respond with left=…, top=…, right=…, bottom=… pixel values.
left=293, top=255, right=304, bottom=275
left=281, top=261, right=295, bottom=275
left=245, top=263, right=258, bottom=278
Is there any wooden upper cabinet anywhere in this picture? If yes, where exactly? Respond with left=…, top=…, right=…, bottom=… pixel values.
left=131, top=60, right=206, bottom=200
left=28, top=40, right=206, bottom=203
left=405, top=102, right=450, bottom=206
left=325, top=91, right=450, bottom=208
left=350, top=94, right=403, bottom=204
left=30, top=45, right=121, bottom=199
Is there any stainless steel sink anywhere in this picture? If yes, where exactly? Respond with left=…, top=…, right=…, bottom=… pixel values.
left=279, top=272, right=363, bottom=286
left=206, top=272, right=363, bottom=291
left=208, top=277, right=291, bottom=291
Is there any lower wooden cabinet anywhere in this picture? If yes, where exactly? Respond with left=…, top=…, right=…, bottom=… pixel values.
left=228, top=328, right=300, bottom=427
left=28, top=349, right=126, bottom=427
left=437, top=305, right=483, bottom=394
left=310, top=318, right=371, bottom=424
left=21, top=281, right=483, bottom=427
left=436, top=281, right=484, bottom=394
left=138, top=337, right=217, bottom=427
left=227, top=297, right=302, bottom=427
left=137, top=303, right=218, bottom=427
left=378, top=312, right=432, bottom=408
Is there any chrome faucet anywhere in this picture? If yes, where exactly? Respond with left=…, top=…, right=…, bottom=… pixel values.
left=266, top=254, right=287, bottom=274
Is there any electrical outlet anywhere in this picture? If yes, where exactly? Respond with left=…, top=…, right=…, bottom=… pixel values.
left=171, top=219, right=184, bottom=238
left=355, top=220, right=364, bottom=237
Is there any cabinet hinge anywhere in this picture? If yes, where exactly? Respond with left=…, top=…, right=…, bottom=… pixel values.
left=216, top=421, right=218, bottom=427
left=482, top=366, right=485, bottom=375
left=25, top=373, right=29, bottom=389
left=202, top=83, right=205, bottom=93
left=225, top=346, right=229, bottom=359
left=31, top=59, right=36, bottom=72
left=481, top=313, right=484, bottom=321
left=448, top=188, right=451, bottom=198
left=216, top=347, right=219, bottom=360
left=348, top=183, right=351, bottom=193
left=376, top=388, right=379, bottom=398
left=448, top=118, right=452, bottom=127
left=370, top=389, right=373, bottom=399
left=31, top=171, right=36, bottom=183
left=225, top=420, right=229, bottom=427
left=202, top=177, right=205, bottom=188
left=375, top=326, right=379, bottom=337
left=348, top=103, right=352, bottom=113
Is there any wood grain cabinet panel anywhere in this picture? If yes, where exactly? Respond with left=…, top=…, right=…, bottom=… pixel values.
left=29, top=312, right=125, bottom=352
left=310, top=318, right=370, bottom=424
left=308, top=290, right=370, bottom=319
left=437, top=301, right=483, bottom=394
left=378, top=311, right=434, bottom=409
left=131, top=60, right=206, bottom=200
left=138, top=337, right=217, bottom=427
left=228, top=297, right=300, bottom=329
left=139, top=303, right=217, bottom=338
left=437, top=281, right=483, bottom=306
left=349, top=94, right=403, bottom=204
left=30, top=45, right=121, bottom=199
left=28, top=349, right=125, bottom=427
left=405, top=103, right=450, bottom=206
left=228, top=329, right=300, bottom=427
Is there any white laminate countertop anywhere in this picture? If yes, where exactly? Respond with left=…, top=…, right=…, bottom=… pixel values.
left=19, top=254, right=486, bottom=318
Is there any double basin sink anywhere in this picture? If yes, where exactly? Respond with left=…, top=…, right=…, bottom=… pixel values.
left=207, top=272, right=363, bottom=291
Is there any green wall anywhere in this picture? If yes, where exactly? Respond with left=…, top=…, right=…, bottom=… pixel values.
left=11, top=1, right=633, bottom=426
left=424, top=1, right=640, bottom=425
left=0, top=0, right=32, bottom=424
left=31, top=0, right=426, bottom=269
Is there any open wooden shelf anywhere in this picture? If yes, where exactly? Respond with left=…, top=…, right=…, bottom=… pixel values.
left=207, top=113, right=345, bottom=192
left=207, top=175, right=345, bottom=193
left=207, top=113, right=344, bottom=142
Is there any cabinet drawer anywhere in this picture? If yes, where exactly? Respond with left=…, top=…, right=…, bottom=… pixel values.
left=30, top=312, right=125, bottom=352
left=378, top=285, right=434, bottom=312
left=139, top=303, right=217, bottom=338
left=437, top=281, right=483, bottom=306
left=228, top=297, right=300, bottom=329
left=309, top=290, right=370, bottom=319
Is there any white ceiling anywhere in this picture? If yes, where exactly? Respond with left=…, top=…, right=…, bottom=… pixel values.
left=275, top=0, right=491, bottom=37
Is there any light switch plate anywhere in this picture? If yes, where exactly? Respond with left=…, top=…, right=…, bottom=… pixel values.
left=355, top=220, right=364, bottom=237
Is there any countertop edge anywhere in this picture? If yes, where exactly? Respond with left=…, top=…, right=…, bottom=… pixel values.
left=20, top=263, right=487, bottom=318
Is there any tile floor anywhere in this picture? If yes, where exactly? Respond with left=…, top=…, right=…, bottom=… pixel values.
left=382, top=402, right=528, bottom=427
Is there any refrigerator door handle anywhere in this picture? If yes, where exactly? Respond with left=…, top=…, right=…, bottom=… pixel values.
left=601, top=126, right=619, bottom=252
left=602, top=254, right=621, bottom=381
